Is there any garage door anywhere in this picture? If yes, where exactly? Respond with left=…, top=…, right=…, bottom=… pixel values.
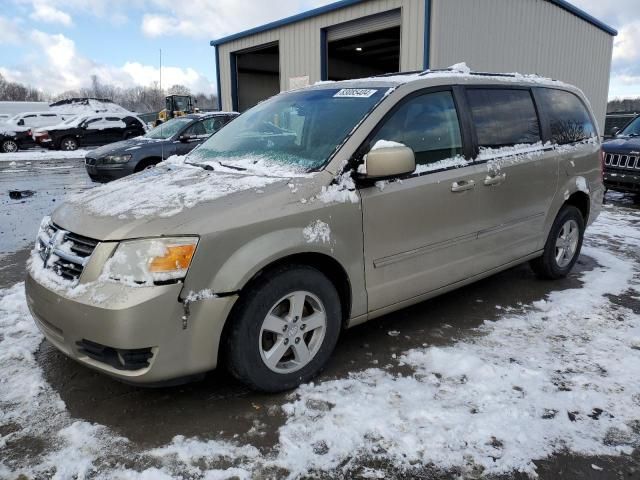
left=326, top=9, right=401, bottom=42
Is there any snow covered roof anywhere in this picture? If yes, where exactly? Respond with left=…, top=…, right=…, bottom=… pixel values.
left=49, top=98, right=133, bottom=116
left=313, top=63, right=575, bottom=90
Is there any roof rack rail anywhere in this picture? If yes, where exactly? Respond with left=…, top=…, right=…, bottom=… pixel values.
left=372, top=70, right=423, bottom=78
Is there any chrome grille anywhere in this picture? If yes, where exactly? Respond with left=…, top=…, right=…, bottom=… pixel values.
left=37, top=223, right=98, bottom=281
left=605, top=153, right=640, bottom=171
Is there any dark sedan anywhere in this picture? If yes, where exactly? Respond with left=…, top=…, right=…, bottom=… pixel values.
left=34, top=113, right=146, bottom=151
left=602, top=116, right=640, bottom=195
left=1, top=127, right=34, bottom=153
left=84, top=112, right=238, bottom=182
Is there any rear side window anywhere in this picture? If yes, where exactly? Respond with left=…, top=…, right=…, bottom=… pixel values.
left=369, top=90, right=463, bottom=166
left=467, top=89, right=541, bottom=148
left=536, top=88, right=596, bottom=145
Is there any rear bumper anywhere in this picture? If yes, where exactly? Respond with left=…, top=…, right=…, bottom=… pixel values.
left=25, top=273, right=238, bottom=384
left=604, top=170, right=640, bottom=193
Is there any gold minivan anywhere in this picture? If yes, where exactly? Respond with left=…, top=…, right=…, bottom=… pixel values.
left=25, top=69, right=604, bottom=391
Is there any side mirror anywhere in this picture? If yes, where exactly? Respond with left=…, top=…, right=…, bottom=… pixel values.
left=17, top=119, right=24, bottom=126
left=365, top=146, right=416, bottom=179
left=179, top=134, right=195, bottom=143
left=610, top=127, right=620, bottom=137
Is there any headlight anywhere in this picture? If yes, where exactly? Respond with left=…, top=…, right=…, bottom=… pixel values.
left=105, top=237, right=198, bottom=284
left=102, top=154, right=132, bottom=164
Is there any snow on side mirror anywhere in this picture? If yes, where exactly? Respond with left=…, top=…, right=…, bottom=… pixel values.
left=365, top=146, right=416, bottom=179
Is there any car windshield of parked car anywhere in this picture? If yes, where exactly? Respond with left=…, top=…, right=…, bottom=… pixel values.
left=621, top=117, right=640, bottom=137
left=187, top=87, right=388, bottom=173
left=145, top=118, right=192, bottom=140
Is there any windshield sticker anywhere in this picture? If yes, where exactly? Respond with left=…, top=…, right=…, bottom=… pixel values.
left=333, top=88, right=378, bottom=98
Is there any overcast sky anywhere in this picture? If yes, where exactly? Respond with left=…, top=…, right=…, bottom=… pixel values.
left=0, top=0, right=637, bottom=99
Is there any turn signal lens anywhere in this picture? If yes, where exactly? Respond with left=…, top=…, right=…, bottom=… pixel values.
left=149, top=244, right=196, bottom=272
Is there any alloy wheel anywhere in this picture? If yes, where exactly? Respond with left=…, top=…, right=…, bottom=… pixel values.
left=258, top=290, right=327, bottom=374
left=555, top=219, right=580, bottom=268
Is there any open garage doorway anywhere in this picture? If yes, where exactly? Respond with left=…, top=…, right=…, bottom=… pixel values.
left=233, top=43, right=280, bottom=112
left=325, top=10, right=401, bottom=81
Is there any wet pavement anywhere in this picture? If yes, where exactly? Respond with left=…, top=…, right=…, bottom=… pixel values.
left=0, top=157, right=93, bottom=257
left=1, top=158, right=639, bottom=479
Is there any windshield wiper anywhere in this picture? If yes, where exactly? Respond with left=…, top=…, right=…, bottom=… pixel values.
left=217, top=161, right=247, bottom=171
left=189, top=162, right=215, bottom=171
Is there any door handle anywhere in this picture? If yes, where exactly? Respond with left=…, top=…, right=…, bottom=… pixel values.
left=451, top=180, right=476, bottom=192
left=483, top=173, right=506, bottom=186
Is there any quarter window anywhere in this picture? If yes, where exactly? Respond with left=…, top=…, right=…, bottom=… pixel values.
left=536, top=88, right=596, bottom=145
left=369, top=91, right=463, bottom=166
left=467, top=89, right=540, bottom=148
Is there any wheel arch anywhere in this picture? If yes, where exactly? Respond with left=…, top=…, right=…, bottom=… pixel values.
left=216, top=251, right=353, bottom=367
left=134, top=157, right=162, bottom=172
left=565, top=190, right=590, bottom=223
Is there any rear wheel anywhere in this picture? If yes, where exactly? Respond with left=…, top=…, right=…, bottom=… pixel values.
left=1, top=139, right=18, bottom=153
left=60, top=137, right=78, bottom=151
left=530, top=205, right=585, bottom=279
left=225, top=265, right=342, bottom=392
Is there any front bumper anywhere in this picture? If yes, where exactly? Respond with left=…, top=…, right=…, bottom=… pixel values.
left=25, top=273, right=237, bottom=384
left=84, top=162, right=132, bottom=182
left=604, top=170, right=640, bottom=193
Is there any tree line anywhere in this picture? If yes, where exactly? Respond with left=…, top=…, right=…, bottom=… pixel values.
left=0, top=73, right=218, bottom=113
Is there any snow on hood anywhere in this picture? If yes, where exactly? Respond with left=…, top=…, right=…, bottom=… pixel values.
left=65, top=157, right=292, bottom=219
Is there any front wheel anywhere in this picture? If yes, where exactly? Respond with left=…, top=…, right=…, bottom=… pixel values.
left=60, top=137, right=78, bottom=151
left=1, top=139, right=18, bottom=153
left=530, top=205, right=585, bottom=279
left=225, top=265, right=342, bottom=392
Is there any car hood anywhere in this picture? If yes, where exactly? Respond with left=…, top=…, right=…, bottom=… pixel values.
left=88, top=137, right=164, bottom=158
left=603, top=136, right=640, bottom=154
left=51, top=160, right=323, bottom=241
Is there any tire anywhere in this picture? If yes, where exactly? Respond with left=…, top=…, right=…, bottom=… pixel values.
left=1, top=139, right=18, bottom=153
left=225, top=265, right=342, bottom=392
left=60, top=137, right=78, bottom=151
left=134, top=158, right=161, bottom=172
left=530, top=205, right=585, bottom=280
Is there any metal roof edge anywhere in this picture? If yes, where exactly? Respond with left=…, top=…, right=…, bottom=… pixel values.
left=548, top=0, right=617, bottom=36
left=209, top=0, right=617, bottom=47
left=210, top=0, right=367, bottom=46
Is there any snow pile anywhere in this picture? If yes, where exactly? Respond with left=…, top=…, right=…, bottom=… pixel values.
left=50, top=99, right=132, bottom=116
left=0, top=150, right=90, bottom=162
left=303, top=220, right=331, bottom=244
left=275, top=245, right=640, bottom=477
left=66, top=158, right=285, bottom=219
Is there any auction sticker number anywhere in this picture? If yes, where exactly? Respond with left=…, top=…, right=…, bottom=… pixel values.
left=334, top=89, right=378, bottom=98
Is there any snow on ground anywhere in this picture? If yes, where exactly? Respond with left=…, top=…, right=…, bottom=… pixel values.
left=1, top=204, right=640, bottom=478
left=0, top=149, right=90, bottom=163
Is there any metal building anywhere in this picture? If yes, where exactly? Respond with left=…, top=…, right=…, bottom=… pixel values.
left=210, top=0, right=616, bottom=129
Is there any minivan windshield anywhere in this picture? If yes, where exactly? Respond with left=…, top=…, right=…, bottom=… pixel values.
left=187, top=87, right=389, bottom=173
left=621, top=117, right=640, bottom=137
left=145, top=117, right=192, bottom=140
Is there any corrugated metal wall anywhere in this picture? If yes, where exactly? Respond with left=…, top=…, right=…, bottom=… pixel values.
left=430, top=0, right=613, bottom=130
left=216, top=0, right=426, bottom=111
